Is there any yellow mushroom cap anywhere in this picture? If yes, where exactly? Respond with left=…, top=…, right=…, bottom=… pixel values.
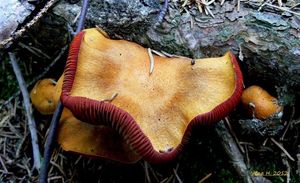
left=30, top=79, right=58, bottom=115
left=241, top=85, right=283, bottom=120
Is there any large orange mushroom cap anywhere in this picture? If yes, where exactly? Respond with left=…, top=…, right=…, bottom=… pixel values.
left=61, top=28, right=244, bottom=163
left=58, top=108, right=141, bottom=163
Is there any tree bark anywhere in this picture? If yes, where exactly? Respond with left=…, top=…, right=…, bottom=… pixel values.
left=0, top=0, right=34, bottom=45
left=54, top=0, right=300, bottom=103
left=3, top=0, right=300, bottom=103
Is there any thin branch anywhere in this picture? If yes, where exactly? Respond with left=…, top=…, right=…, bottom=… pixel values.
left=280, top=106, right=295, bottom=140
left=143, top=161, right=151, bottom=183
left=270, top=138, right=295, bottom=161
left=39, top=101, right=63, bottom=183
left=0, top=45, right=68, bottom=109
left=8, top=52, right=41, bottom=171
left=215, top=120, right=253, bottom=183
left=173, top=168, right=183, bottom=183
left=39, top=0, right=89, bottom=182
left=281, top=153, right=291, bottom=183
left=75, top=0, right=89, bottom=34
left=265, top=3, right=300, bottom=16
left=198, top=172, right=212, bottom=183
left=224, top=117, right=245, bottom=153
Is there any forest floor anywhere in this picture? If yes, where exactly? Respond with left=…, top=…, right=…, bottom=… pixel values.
left=0, top=30, right=299, bottom=183
left=0, top=0, right=300, bottom=183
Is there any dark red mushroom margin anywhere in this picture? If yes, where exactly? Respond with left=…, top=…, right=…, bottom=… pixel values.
left=61, top=31, right=244, bottom=164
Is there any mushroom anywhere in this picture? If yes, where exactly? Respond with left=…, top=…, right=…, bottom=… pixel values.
left=241, top=85, right=283, bottom=120
left=30, top=78, right=59, bottom=115
left=59, top=28, right=243, bottom=163
left=31, top=78, right=141, bottom=163
left=58, top=108, right=141, bottom=163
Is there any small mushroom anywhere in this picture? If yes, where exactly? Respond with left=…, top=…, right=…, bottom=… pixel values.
left=30, top=79, right=58, bottom=115
left=241, top=85, right=283, bottom=120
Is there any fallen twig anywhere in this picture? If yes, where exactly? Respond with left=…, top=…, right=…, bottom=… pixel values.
left=8, top=52, right=41, bottom=171
left=39, top=0, right=89, bottom=182
left=1, top=45, right=68, bottom=109
left=143, top=161, right=151, bottom=183
left=280, top=106, right=295, bottom=141
left=215, top=120, right=253, bottom=183
left=270, top=138, right=295, bottom=161
left=265, top=3, right=300, bottom=16
left=18, top=42, right=51, bottom=60
left=150, top=49, right=167, bottom=57
left=39, top=101, right=63, bottom=183
left=281, top=152, right=291, bottom=183
left=198, top=172, right=212, bottom=183
left=173, top=165, right=183, bottom=183
left=224, top=117, right=245, bottom=153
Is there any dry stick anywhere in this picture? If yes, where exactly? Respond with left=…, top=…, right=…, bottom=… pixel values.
left=1, top=45, right=68, bottom=109
left=18, top=42, right=51, bottom=60
left=39, top=0, right=89, bottom=182
left=215, top=120, right=253, bottom=183
left=224, top=117, right=245, bottom=153
left=281, top=153, right=291, bottom=183
left=198, top=172, right=212, bottom=183
left=39, top=102, right=63, bottom=183
left=280, top=106, right=295, bottom=141
left=270, top=138, right=295, bottom=161
left=173, top=168, right=183, bottom=183
left=8, top=52, right=41, bottom=171
left=101, top=93, right=118, bottom=103
left=143, top=161, right=151, bottom=183
left=75, top=0, right=89, bottom=34
left=265, top=3, right=300, bottom=16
